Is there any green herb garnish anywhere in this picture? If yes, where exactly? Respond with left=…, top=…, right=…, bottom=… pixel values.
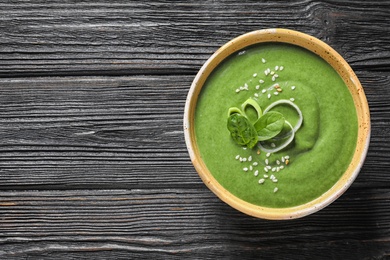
left=227, top=99, right=303, bottom=152
left=227, top=113, right=258, bottom=149
left=254, top=111, right=285, bottom=141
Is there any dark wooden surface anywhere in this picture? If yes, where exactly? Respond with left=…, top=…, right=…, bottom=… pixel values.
left=0, top=1, right=390, bottom=259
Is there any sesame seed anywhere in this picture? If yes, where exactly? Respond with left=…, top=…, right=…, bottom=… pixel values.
left=249, top=165, right=253, bottom=171
left=257, top=150, right=261, bottom=155
left=270, top=174, right=275, bottom=180
left=259, top=178, right=265, bottom=184
left=274, top=187, right=279, bottom=193
left=265, top=159, right=269, bottom=165
left=266, top=153, right=271, bottom=157
left=244, top=83, right=249, bottom=89
left=235, top=155, right=240, bottom=160
left=270, top=71, right=275, bottom=75
left=264, top=70, right=269, bottom=76
left=264, top=174, right=269, bottom=178
left=272, top=179, right=278, bottom=183
left=272, top=76, right=276, bottom=82
left=272, top=167, right=276, bottom=172
left=255, top=85, right=260, bottom=90
left=240, top=86, right=244, bottom=90
left=243, top=158, right=247, bottom=162
left=259, top=79, right=264, bottom=84
left=253, top=162, right=258, bottom=166
left=262, top=89, right=267, bottom=94
left=277, top=88, right=282, bottom=92
left=262, top=58, right=266, bottom=63
left=254, top=93, right=259, bottom=97
left=253, top=73, right=257, bottom=77
left=285, top=159, right=290, bottom=165
left=279, top=66, right=284, bottom=71
left=290, top=98, right=295, bottom=102
left=266, top=166, right=272, bottom=170
left=267, top=93, right=271, bottom=99
left=271, top=143, right=276, bottom=148
left=275, top=66, right=279, bottom=71
left=254, top=170, right=259, bottom=176
left=239, top=157, right=243, bottom=162
left=264, top=167, right=269, bottom=173
left=280, top=166, right=284, bottom=170
left=276, top=167, right=280, bottom=172
left=274, top=74, right=279, bottom=78
left=274, top=91, right=279, bottom=95
left=243, top=167, right=248, bottom=172
left=281, top=157, right=285, bottom=162
left=285, top=155, right=290, bottom=159
left=291, top=86, right=296, bottom=90
left=248, top=156, right=252, bottom=162
left=276, top=160, right=280, bottom=165
left=235, top=89, right=240, bottom=93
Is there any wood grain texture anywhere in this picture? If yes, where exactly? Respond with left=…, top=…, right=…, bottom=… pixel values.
left=0, top=0, right=390, bottom=259
left=0, top=76, right=194, bottom=189
left=0, top=188, right=390, bottom=259
left=0, top=0, right=389, bottom=77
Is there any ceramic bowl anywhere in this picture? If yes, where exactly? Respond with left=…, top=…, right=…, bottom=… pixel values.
left=183, top=29, right=370, bottom=220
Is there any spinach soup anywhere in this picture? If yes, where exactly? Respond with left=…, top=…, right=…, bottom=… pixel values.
left=194, top=43, right=358, bottom=208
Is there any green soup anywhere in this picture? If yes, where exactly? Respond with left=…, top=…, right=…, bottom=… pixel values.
left=195, top=43, right=358, bottom=208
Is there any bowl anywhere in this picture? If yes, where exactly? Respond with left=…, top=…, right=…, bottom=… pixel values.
left=183, top=28, right=370, bottom=220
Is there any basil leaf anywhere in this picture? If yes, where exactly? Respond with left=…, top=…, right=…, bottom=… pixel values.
left=254, top=111, right=285, bottom=141
left=227, top=113, right=258, bottom=148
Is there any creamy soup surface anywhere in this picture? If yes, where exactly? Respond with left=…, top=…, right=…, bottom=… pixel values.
left=195, top=43, right=358, bottom=208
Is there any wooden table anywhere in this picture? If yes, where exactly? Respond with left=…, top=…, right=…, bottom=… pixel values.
left=0, top=1, right=389, bottom=259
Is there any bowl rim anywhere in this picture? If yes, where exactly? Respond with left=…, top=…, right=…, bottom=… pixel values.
left=183, top=28, right=371, bottom=220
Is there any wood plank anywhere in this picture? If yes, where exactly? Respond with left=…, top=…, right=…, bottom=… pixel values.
left=0, top=0, right=389, bottom=76
left=0, top=188, right=389, bottom=259
left=0, top=75, right=197, bottom=188
left=0, top=73, right=387, bottom=189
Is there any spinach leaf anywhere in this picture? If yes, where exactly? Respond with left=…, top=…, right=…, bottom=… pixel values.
left=227, top=113, right=258, bottom=148
left=254, top=111, right=285, bottom=141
